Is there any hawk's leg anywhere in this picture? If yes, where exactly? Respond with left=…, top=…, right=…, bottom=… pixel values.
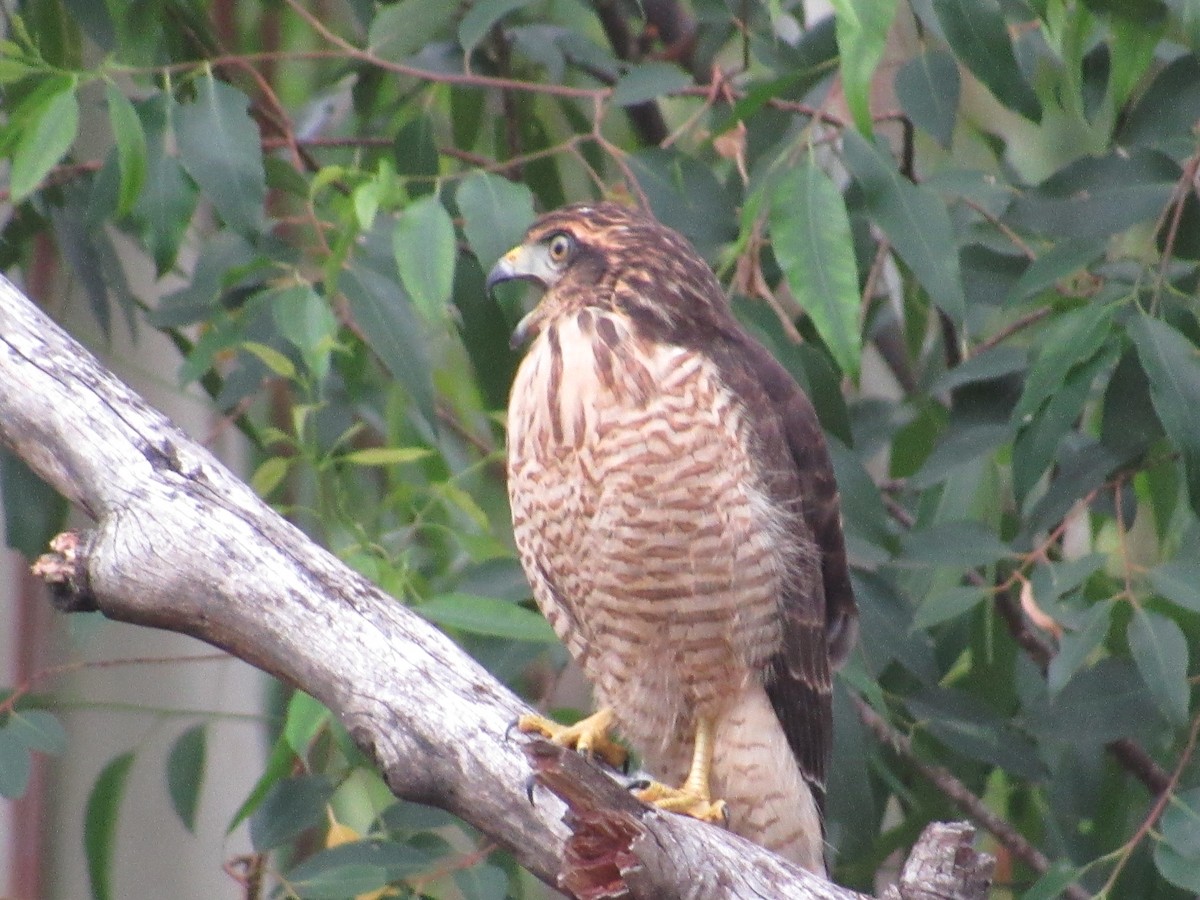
left=633, top=715, right=727, bottom=824
left=517, top=706, right=628, bottom=769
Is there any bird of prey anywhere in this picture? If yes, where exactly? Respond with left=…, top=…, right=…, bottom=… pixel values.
left=487, top=201, right=857, bottom=875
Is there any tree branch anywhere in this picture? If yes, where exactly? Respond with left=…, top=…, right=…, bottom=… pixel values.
left=855, top=698, right=1086, bottom=900
left=0, top=277, right=987, bottom=897
left=590, top=0, right=671, bottom=145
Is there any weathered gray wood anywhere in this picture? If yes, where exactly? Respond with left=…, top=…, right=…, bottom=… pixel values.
left=0, top=275, right=992, bottom=899
left=882, top=822, right=993, bottom=900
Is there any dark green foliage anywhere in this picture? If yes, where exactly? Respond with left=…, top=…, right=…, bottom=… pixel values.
left=3, top=0, right=1200, bottom=896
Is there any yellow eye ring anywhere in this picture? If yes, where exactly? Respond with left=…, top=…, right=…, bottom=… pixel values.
left=547, top=232, right=573, bottom=263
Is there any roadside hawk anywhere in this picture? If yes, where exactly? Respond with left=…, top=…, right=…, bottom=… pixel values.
left=488, top=201, right=857, bottom=875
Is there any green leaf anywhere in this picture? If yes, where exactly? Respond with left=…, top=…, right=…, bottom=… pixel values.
left=286, top=839, right=432, bottom=891
left=829, top=0, right=897, bottom=135
left=931, top=0, right=1041, bottom=121
left=1100, top=349, right=1164, bottom=461
left=368, top=0, right=457, bottom=62
left=1149, top=556, right=1200, bottom=613
left=250, top=456, right=290, bottom=497
left=626, top=148, right=737, bottom=259
left=417, top=593, right=556, bottom=643
left=167, top=725, right=206, bottom=833
left=912, top=585, right=987, bottom=630
left=241, top=341, right=297, bottom=380
left=133, top=94, right=198, bottom=276
left=1160, top=787, right=1200, bottom=858
left=1005, top=149, right=1179, bottom=239
left=1024, top=862, right=1088, bottom=900
left=1008, top=238, right=1107, bottom=303
left=1119, top=55, right=1200, bottom=155
left=1155, top=842, right=1200, bottom=892
left=909, top=691, right=1045, bottom=780
left=1128, top=315, right=1200, bottom=518
left=611, top=62, right=692, bottom=107
left=393, top=115, right=439, bottom=195
left=899, top=520, right=1011, bottom=567
left=249, top=774, right=333, bottom=851
left=455, top=862, right=510, bottom=900
left=227, top=733, right=295, bottom=834
left=1108, top=11, right=1166, bottom=112
left=8, top=709, right=67, bottom=755
left=910, top=423, right=1010, bottom=489
left=1013, top=343, right=1117, bottom=505
left=1, top=449, right=68, bottom=559
left=459, top=0, right=533, bottom=57
left=1014, top=303, right=1116, bottom=423
left=84, top=752, right=135, bottom=900
left=283, top=691, right=330, bottom=756
left=841, top=130, right=964, bottom=320
left=271, top=284, right=338, bottom=383
left=175, top=74, right=266, bottom=235
left=0, top=723, right=31, bottom=798
left=342, top=264, right=437, bottom=430
left=24, top=0, right=83, bottom=67
left=1032, top=658, right=1159, bottom=746
left=394, top=196, right=457, bottom=322
left=930, top=346, right=1026, bottom=394
left=287, top=863, right=387, bottom=898
left=10, top=75, right=79, bottom=202
left=894, top=47, right=960, bottom=147
left=769, top=160, right=862, bottom=377
left=105, top=83, right=147, bottom=217
left=456, top=171, right=536, bottom=274
left=342, top=447, right=433, bottom=466
left=1047, top=600, right=1113, bottom=695
left=1128, top=607, right=1190, bottom=725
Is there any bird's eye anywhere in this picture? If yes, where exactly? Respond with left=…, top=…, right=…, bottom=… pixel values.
left=547, top=232, right=573, bottom=264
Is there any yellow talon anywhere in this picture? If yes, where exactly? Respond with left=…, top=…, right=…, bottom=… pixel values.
left=634, top=716, right=727, bottom=825
left=633, top=781, right=727, bottom=823
left=517, top=706, right=628, bottom=770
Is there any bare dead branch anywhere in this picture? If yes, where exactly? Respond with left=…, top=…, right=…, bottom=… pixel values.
left=0, top=276, right=989, bottom=897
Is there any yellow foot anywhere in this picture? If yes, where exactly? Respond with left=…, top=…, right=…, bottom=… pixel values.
left=517, top=707, right=628, bottom=770
left=633, top=780, right=727, bottom=824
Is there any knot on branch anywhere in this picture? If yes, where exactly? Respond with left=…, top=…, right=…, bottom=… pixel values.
left=884, top=822, right=994, bottom=900
left=32, top=530, right=98, bottom=612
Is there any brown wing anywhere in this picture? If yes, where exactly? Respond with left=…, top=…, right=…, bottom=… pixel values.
left=720, top=329, right=858, bottom=816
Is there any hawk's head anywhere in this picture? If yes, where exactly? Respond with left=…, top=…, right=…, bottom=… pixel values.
left=486, top=202, right=729, bottom=346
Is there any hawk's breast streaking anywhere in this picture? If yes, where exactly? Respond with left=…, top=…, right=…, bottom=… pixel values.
left=489, top=201, right=857, bottom=875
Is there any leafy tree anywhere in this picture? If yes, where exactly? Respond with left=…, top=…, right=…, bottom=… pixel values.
left=2, top=0, right=1200, bottom=897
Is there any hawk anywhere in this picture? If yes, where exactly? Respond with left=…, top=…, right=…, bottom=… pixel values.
left=488, top=202, right=857, bottom=875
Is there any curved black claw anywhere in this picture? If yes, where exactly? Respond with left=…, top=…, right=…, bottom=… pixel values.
left=505, top=717, right=522, bottom=742
left=626, top=778, right=651, bottom=793
left=523, top=774, right=539, bottom=806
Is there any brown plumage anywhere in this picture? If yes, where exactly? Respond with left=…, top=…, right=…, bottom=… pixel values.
left=490, top=201, right=857, bottom=875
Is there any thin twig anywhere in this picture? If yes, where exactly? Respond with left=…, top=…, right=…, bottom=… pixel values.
left=960, top=196, right=1037, bottom=260
left=0, top=653, right=230, bottom=716
left=1096, top=712, right=1200, bottom=896
left=1153, top=152, right=1200, bottom=310
left=972, top=306, right=1052, bottom=355
left=281, top=0, right=608, bottom=100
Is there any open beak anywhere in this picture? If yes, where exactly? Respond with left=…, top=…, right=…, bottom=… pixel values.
left=486, top=244, right=554, bottom=347
left=486, top=244, right=544, bottom=297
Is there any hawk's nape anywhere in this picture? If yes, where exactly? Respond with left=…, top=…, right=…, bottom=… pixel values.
left=491, top=201, right=857, bottom=876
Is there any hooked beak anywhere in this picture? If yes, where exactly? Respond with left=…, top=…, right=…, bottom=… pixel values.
left=485, top=244, right=547, bottom=298
left=486, top=243, right=554, bottom=347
